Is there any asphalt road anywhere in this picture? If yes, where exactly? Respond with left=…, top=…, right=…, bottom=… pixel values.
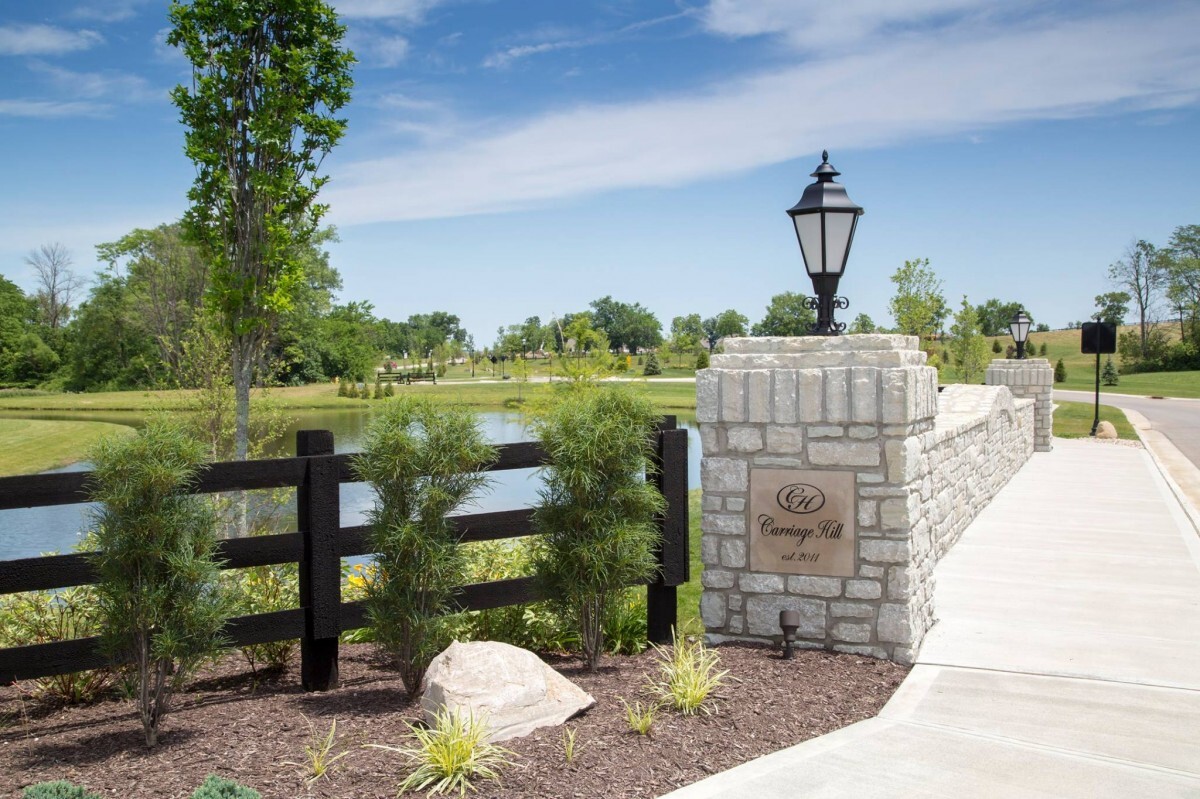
left=1057, top=388, right=1200, bottom=471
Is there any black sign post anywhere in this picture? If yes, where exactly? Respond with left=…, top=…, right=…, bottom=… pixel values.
left=1080, top=322, right=1117, bottom=436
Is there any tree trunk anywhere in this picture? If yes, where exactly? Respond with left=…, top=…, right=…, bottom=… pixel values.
left=232, top=342, right=253, bottom=462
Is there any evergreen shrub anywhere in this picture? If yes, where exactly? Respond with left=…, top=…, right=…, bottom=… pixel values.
left=353, top=397, right=496, bottom=696
left=190, top=776, right=262, bottom=799
left=642, top=352, right=661, bottom=376
left=1054, top=358, right=1067, bottom=383
left=695, top=350, right=709, bottom=369
left=1102, top=357, right=1119, bottom=386
left=87, top=420, right=227, bottom=746
left=991, top=339, right=1002, bottom=354
left=22, top=781, right=101, bottom=799
left=532, top=386, right=665, bottom=670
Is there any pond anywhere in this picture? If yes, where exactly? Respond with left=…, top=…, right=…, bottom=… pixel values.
left=0, top=408, right=701, bottom=562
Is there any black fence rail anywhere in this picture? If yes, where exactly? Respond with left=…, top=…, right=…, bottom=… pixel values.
left=0, top=419, right=689, bottom=691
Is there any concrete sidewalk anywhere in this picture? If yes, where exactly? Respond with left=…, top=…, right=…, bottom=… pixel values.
left=663, top=439, right=1200, bottom=798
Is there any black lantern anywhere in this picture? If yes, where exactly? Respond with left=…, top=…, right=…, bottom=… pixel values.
left=786, top=150, right=864, bottom=335
left=1009, top=310, right=1031, bottom=359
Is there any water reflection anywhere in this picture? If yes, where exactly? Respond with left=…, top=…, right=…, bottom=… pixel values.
left=0, top=409, right=700, bottom=562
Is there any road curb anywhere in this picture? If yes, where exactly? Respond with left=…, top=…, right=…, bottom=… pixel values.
left=1118, top=407, right=1200, bottom=537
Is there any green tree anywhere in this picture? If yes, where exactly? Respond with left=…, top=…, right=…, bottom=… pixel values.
left=0, top=275, right=58, bottom=386
left=1101, top=357, right=1119, bottom=385
left=667, top=314, right=702, bottom=366
left=889, top=258, right=947, bottom=340
left=991, top=338, right=1002, bottom=354
left=1164, top=224, right=1200, bottom=344
left=642, top=351, right=662, bottom=376
left=948, top=296, right=989, bottom=384
left=702, top=309, right=749, bottom=351
left=87, top=420, right=227, bottom=746
left=1107, top=240, right=1165, bottom=358
left=589, top=296, right=662, bottom=354
left=1054, top=358, right=1066, bottom=383
left=974, top=299, right=1029, bottom=336
left=532, top=387, right=664, bottom=670
left=750, top=291, right=816, bottom=336
left=1093, top=291, right=1131, bottom=326
left=169, top=0, right=354, bottom=461
left=352, top=398, right=496, bottom=696
left=848, top=313, right=876, bottom=334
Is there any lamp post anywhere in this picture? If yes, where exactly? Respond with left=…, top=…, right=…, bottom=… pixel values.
left=787, top=150, right=864, bottom=335
left=1009, top=310, right=1031, bottom=359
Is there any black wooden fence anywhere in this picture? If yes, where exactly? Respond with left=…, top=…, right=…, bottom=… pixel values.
left=0, top=418, right=688, bottom=691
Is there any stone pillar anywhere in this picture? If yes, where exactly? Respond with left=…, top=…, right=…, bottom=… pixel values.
left=985, top=359, right=1053, bottom=451
left=696, top=335, right=937, bottom=664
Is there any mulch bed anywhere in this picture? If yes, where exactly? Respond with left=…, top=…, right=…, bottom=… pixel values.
left=0, top=643, right=907, bottom=799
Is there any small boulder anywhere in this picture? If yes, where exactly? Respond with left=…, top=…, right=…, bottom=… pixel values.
left=421, top=641, right=595, bottom=742
left=1095, top=420, right=1118, bottom=439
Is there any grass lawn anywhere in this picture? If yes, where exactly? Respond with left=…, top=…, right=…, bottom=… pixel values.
left=677, top=488, right=703, bottom=633
left=0, top=418, right=135, bottom=477
left=1053, top=400, right=1138, bottom=440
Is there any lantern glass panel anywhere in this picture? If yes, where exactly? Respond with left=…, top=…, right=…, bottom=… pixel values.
left=793, top=213, right=823, bottom=276
left=823, top=212, right=856, bottom=277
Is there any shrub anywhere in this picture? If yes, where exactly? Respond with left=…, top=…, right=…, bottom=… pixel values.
left=0, top=584, right=113, bottom=703
left=642, top=351, right=661, bottom=376
left=695, top=349, right=709, bottom=369
left=1054, top=358, right=1067, bottom=383
left=1039, top=342, right=1048, bottom=357
left=360, top=385, right=371, bottom=400
left=223, top=559, right=299, bottom=673
left=22, top=781, right=101, bottom=799
left=603, top=588, right=648, bottom=655
left=87, top=419, right=228, bottom=746
left=991, top=338, right=1002, bottom=354
left=384, top=382, right=395, bottom=397
left=190, top=776, right=261, bottom=799
left=1102, top=357, right=1119, bottom=386
left=370, top=707, right=515, bottom=796
left=373, top=380, right=383, bottom=400
left=282, top=716, right=352, bottom=785
left=620, top=698, right=657, bottom=736
left=532, top=386, right=665, bottom=670
left=613, top=356, right=629, bottom=373
left=352, top=397, right=496, bottom=696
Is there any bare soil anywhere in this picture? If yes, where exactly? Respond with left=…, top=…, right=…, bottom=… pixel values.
left=1, top=643, right=907, bottom=798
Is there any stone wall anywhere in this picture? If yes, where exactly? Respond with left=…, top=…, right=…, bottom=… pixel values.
left=985, top=358, right=1053, bottom=451
left=698, top=336, right=1038, bottom=664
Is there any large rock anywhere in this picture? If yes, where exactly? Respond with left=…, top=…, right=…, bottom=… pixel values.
left=421, top=641, right=595, bottom=742
left=1096, top=420, right=1118, bottom=439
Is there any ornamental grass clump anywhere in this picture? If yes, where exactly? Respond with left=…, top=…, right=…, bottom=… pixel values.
left=647, top=630, right=729, bottom=716
left=87, top=420, right=227, bottom=746
left=370, top=707, right=515, bottom=796
left=353, top=397, right=496, bottom=697
left=532, top=385, right=665, bottom=671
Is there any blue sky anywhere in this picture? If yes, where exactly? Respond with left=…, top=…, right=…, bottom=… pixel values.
left=2, top=0, right=1199, bottom=346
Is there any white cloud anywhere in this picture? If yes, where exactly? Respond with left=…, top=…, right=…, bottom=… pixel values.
left=69, top=0, right=154, bottom=23
left=348, top=31, right=411, bottom=67
left=29, top=63, right=160, bottom=103
left=0, top=24, right=103, bottom=56
left=0, top=99, right=108, bottom=118
left=333, top=0, right=446, bottom=22
left=325, top=5, right=1200, bottom=224
left=484, top=40, right=580, bottom=69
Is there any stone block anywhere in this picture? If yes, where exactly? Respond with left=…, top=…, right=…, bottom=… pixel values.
left=858, top=499, right=877, bottom=527
left=809, top=440, right=879, bottom=467
left=702, top=458, right=748, bottom=492
left=885, top=437, right=922, bottom=484
left=787, top=575, right=843, bottom=597
left=745, top=595, right=826, bottom=637
left=851, top=367, right=878, bottom=423
left=700, top=593, right=726, bottom=628
left=701, top=494, right=722, bottom=512
left=702, top=513, right=746, bottom=535
left=748, top=371, right=771, bottom=422
left=728, top=614, right=744, bottom=634
left=701, top=569, right=736, bottom=589
left=808, top=425, right=844, bottom=438
left=798, top=369, right=823, bottom=422
left=830, top=602, right=875, bottom=618
left=719, top=538, right=747, bottom=568
left=887, top=566, right=911, bottom=600
left=765, top=425, right=805, bottom=454
left=727, top=427, right=763, bottom=453
left=860, top=539, right=910, bottom=563
left=877, top=602, right=913, bottom=644
left=859, top=565, right=884, bottom=579
left=825, top=368, right=850, bottom=422
left=849, top=425, right=877, bottom=440
left=773, top=370, right=798, bottom=423
left=845, top=579, right=882, bottom=599
left=832, top=623, right=873, bottom=643
left=700, top=425, right=719, bottom=455
left=728, top=594, right=742, bottom=611
left=834, top=644, right=889, bottom=659
left=721, top=371, right=746, bottom=421
left=726, top=497, right=745, bottom=512
left=880, top=497, right=911, bottom=530
left=696, top=371, right=719, bottom=423
left=739, top=573, right=785, bottom=593
left=700, top=535, right=719, bottom=566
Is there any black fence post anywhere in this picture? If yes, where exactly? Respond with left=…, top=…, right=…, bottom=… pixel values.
left=648, top=417, right=689, bottom=645
left=298, top=430, right=341, bottom=691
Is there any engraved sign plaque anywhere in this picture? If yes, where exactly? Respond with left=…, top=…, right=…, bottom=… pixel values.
left=749, top=469, right=856, bottom=577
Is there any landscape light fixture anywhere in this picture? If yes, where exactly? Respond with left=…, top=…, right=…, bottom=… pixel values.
left=786, top=150, right=864, bottom=335
left=1009, top=310, right=1032, bottom=359
left=779, top=609, right=801, bottom=659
